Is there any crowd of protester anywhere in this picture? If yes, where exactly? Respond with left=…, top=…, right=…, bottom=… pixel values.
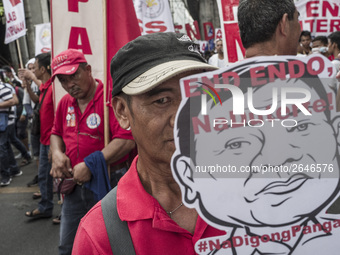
left=206, top=30, right=340, bottom=72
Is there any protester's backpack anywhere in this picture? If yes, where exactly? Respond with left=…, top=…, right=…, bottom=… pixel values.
left=102, top=186, right=136, bottom=254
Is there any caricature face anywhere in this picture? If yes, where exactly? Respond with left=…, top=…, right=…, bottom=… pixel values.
left=188, top=79, right=339, bottom=226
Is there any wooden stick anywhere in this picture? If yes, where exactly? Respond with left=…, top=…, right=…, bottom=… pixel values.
left=16, top=39, right=23, bottom=68
left=102, top=0, right=110, bottom=180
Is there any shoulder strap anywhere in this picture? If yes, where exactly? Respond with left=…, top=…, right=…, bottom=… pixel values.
left=102, top=186, right=136, bottom=255
left=36, top=84, right=51, bottom=111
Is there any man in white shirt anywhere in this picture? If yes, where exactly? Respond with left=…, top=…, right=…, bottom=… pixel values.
left=208, top=39, right=226, bottom=68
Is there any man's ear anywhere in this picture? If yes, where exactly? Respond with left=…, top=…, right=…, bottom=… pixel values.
left=112, top=96, right=131, bottom=130
left=278, top=13, right=289, bottom=37
left=40, top=66, right=46, bottom=74
left=85, top=64, right=92, bottom=77
left=173, top=155, right=198, bottom=202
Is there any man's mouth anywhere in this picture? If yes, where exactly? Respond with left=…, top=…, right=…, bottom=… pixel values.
left=70, top=90, right=80, bottom=96
left=255, top=174, right=311, bottom=196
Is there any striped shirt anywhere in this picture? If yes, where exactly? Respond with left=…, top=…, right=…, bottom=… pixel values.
left=0, top=82, right=15, bottom=125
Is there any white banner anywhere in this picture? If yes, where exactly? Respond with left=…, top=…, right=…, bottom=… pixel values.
left=51, top=0, right=140, bottom=108
left=3, top=0, right=26, bottom=44
left=172, top=55, right=340, bottom=254
left=35, top=23, right=51, bottom=56
left=133, top=0, right=174, bottom=34
left=296, top=0, right=340, bottom=37
left=51, top=0, right=105, bottom=105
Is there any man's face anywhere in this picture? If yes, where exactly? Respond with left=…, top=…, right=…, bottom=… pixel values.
left=4, top=71, right=12, bottom=79
left=192, top=80, right=339, bottom=226
left=312, top=40, right=329, bottom=56
left=300, top=35, right=311, bottom=48
left=27, top=63, right=34, bottom=71
left=125, top=71, right=201, bottom=167
left=215, top=40, right=223, bottom=54
left=33, top=60, right=42, bottom=80
left=312, top=40, right=326, bottom=49
left=287, top=10, right=301, bottom=55
left=328, top=39, right=335, bottom=55
left=57, top=65, right=92, bottom=100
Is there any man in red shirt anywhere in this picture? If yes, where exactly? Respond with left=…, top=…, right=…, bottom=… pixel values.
left=50, top=49, right=135, bottom=255
left=25, top=53, right=55, bottom=219
left=72, top=32, right=222, bottom=254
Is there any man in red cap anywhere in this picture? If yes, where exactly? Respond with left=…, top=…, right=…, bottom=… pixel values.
left=49, top=49, right=135, bottom=255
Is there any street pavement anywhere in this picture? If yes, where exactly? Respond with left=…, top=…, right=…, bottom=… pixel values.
left=0, top=155, right=61, bottom=255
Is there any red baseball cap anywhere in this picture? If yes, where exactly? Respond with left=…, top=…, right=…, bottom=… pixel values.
left=51, top=49, right=87, bottom=80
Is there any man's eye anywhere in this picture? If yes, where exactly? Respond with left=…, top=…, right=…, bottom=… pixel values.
left=155, top=97, right=170, bottom=104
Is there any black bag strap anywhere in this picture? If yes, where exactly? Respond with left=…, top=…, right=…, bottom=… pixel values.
left=102, top=186, right=136, bottom=255
left=36, top=84, right=51, bottom=111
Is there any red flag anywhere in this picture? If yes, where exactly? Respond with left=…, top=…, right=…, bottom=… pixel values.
left=106, top=0, right=141, bottom=91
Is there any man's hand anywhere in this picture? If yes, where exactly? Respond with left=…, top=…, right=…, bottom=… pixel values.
left=21, top=79, right=29, bottom=89
left=18, top=68, right=35, bottom=81
left=50, top=150, right=73, bottom=178
left=19, top=115, right=26, bottom=122
left=72, top=162, right=92, bottom=184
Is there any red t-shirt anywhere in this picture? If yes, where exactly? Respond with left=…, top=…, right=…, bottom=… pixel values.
left=51, top=79, right=133, bottom=167
left=39, top=78, right=54, bottom=145
left=72, top=156, right=225, bottom=254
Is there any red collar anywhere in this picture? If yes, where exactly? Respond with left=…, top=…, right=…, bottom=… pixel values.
left=117, top=156, right=157, bottom=221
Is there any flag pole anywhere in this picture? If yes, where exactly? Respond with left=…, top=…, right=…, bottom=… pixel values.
left=15, top=39, right=23, bottom=68
left=102, top=0, right=110, bottom=180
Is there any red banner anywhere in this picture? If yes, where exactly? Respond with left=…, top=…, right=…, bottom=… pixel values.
left=216, top=0, right=340, bottom=64
left=217, top=0, right=245, bottom=64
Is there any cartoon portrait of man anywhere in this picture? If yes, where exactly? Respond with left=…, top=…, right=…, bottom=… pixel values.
left=171, top=55, right=340, bottom=254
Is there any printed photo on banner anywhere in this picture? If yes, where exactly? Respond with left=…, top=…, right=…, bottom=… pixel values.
left=133, top=0, right=175, bottom=34
left=171, top=55, right=340, bottom=254
left=35, top=23, right=51, bottom=55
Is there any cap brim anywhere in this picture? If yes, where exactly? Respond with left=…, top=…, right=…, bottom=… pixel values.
left=122, top=60, right=218, bottom=95
left=52, top=63, right=79, bottom=80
